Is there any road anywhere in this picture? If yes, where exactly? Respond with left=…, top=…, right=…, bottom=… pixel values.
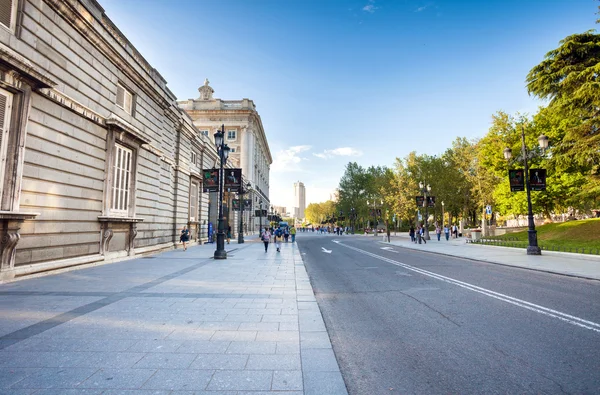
left=297, top=233, right=600, bottom=395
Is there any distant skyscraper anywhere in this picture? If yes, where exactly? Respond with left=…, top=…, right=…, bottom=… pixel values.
left=294, top=181, right=306, bottom=219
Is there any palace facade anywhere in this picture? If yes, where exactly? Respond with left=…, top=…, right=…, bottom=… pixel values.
left=0, top=0, right=255, bottom=280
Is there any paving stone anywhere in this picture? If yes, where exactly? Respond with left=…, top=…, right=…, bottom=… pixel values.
left=195, top=322, right=240, bottom=331
left=276, top=342, right=300, bottom=354
left=210, top=330, right=257, bottom=341
left=206, top=370, right=273, bottom=391
left=237, top=322, right=279, bottom=331
left=141, top=369, right=214, bottom=391
left=304, top=371, right=348, bottom=395
left=278, top=322, right=300, bottom=331
left=75, top=352, right=145, bottom=368
left=188, top=354, right=248, bottom=370
left=272, top=370, right=303, bottom=391
left=301, top=349, right=341, bottom=372
left=133, top=353, right=197, bottom=369
left=255, top=331, right=299, bottom=342
left=78, top=368, right=156, bottom=389
left=225, top=341, right=276, bottom=355
left=223, top=314, right=262, bottom=323
left=0, top=368, right=38, bottom=388
left=176, top=341, right=230, bottom=354
left=32, top=389, right=104, bottom=394
left=261, top=315, right=297, bottom=323
left=301, top=331, right=333, bottom=349
left=9, top=368, right=98, bottom=389
left=126, top=339, right=185, bottom=353
left=246, top=354, right=301, bottom=370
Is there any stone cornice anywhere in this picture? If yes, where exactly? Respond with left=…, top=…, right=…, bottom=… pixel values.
left=44, top=0, right=173, bottom=110
left=0, top=211, right=39, bottom=220
left=106, top=113, right=151, bottom=145
left=0, top=44, right=56, bottom=89
left=98, top=216, right=144, bottom=223
left=38, top=88, right=104, bottom=125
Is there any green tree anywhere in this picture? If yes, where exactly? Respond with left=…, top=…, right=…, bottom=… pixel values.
left=526, top=30, right=600, bottom=196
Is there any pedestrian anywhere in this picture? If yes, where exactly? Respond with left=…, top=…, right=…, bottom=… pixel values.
left=180, top=225, right=190, bottom=251
left=275, top=226, right=283, bottom=252
left=453, top=224, right=458, bottom=238
left=261, top=227, right=271, bottom=252
left=386, top=227, right=391, bottom=243
left=284, top=227, right=289, bottom=242
left=409, top=226, right=415, bottom=243
left=435, top=225, right=441, bottom=241
left=444, top=224, right=450, bottom=241
left=226, top=226, right=232, bottom=244
left=290, top=225, right=296, bottom=242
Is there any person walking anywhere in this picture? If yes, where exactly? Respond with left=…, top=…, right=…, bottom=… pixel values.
left=284, top=227, right=290, bottom=242
left=409, top=226, right=415, bottom=243
left=226, top=226, right=232, bottom=244
left=180, top=225, right=190, bottom=251
left=290, top=226, right=297, bottom=242
left=261, top=227, right=271, bottom=252
left=444, top=224, right=450, bottom=241
left=453, top=224, right=458, bottom=238
left=435, top=224, right=441, bottom=241
left=274, top=226, right=283, bottom=252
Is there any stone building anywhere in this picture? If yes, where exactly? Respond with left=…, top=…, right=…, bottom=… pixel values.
left=178, top=80, right=272, bottom=233
left=0, top=0, right=224, bottom=280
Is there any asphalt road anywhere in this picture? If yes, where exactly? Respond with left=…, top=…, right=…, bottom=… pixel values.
left=297, top=233, right=600, bottom=395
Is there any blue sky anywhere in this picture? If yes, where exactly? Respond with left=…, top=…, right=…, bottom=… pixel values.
left=99, top=0, right=597, bottom=211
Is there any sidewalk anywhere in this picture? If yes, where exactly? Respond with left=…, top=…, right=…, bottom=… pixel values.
left=380, top=233, right=600, bottom=281
left=0, top=238, right=348, bottom=394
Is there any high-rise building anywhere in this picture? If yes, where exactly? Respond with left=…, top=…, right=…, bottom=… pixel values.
left=293, top=181, right=306, bottom=219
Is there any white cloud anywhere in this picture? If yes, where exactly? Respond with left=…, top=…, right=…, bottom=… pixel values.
left=415, top=4, right=431, bottom=12
left=362, top=0, right=378, bottom=13
left=313, top=147, right=363, bottom=159
left=271, top=145, right=311, bottom=171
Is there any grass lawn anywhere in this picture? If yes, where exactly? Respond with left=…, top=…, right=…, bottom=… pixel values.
left=483, top=218, right=600, bottom=254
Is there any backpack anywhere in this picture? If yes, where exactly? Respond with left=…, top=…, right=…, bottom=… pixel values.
left=276, top=229, right=282, bottom=237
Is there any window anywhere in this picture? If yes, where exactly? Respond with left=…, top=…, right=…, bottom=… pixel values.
left=227, top=130, right=236, bottom=140
left=191, top=151, right=197, bottom=165
left=230, top=148, right=236, bottom=153
left=200, top=130, right=209, bottom=137
left=190, top=181, right=199, bottom=221
left=116, top=83, right=133, bottom=115
left=0, top=88, right=13, bottom=198
left=0, top=0, right=17, bottom=31
left=111, top=144, right=132, bottom=214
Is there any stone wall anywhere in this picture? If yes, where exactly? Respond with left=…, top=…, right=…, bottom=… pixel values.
left=0, top=0, right=219, bottom=280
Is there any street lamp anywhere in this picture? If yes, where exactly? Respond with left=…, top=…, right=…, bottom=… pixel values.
left=419, top=182, right=432, bottom=240
left=441, top=201, right=445, bottom=227
left=258, top=199, right=263, bottom=235
left=238, top=182, right=252, bottom=244
left=213, top=125, right=230, bottom=260
left=350, top=207, right=356, bottom=234
left=366, top=199, right=383, bottom=237
left=503, top=130, right=549, bottom=255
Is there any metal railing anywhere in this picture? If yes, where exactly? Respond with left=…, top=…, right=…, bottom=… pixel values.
left=466, top=238, right=600, bottom=255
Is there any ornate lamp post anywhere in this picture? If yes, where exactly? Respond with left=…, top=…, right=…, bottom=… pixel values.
left=258, top=199, right=263, bottom=235
left=238, top=182, right=252, bottom=244
left=419, top=182, right=432, bottom=240
left=503, top=131, right=549, bottom=255
left=213, top=125, right=230, bottom=260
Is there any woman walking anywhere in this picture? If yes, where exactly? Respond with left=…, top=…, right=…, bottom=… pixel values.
left=180, top=225, right=190, bottom=251
left=226, top=226, right=232, bottom=244
left=261, top=227, right=271, bottom=252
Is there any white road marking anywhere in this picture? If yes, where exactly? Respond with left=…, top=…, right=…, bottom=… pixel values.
left=336, top=241, right=600, bottom=333
left=321, top=247, right=332, bottom=254
left=381, top=247, right=398, bottom=252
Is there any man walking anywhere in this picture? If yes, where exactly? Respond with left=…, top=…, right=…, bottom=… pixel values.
left=290, top=226, right=297, bottom=242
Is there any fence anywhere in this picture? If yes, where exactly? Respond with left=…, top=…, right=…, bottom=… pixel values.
left=466, top=237, right=600, bottom=255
